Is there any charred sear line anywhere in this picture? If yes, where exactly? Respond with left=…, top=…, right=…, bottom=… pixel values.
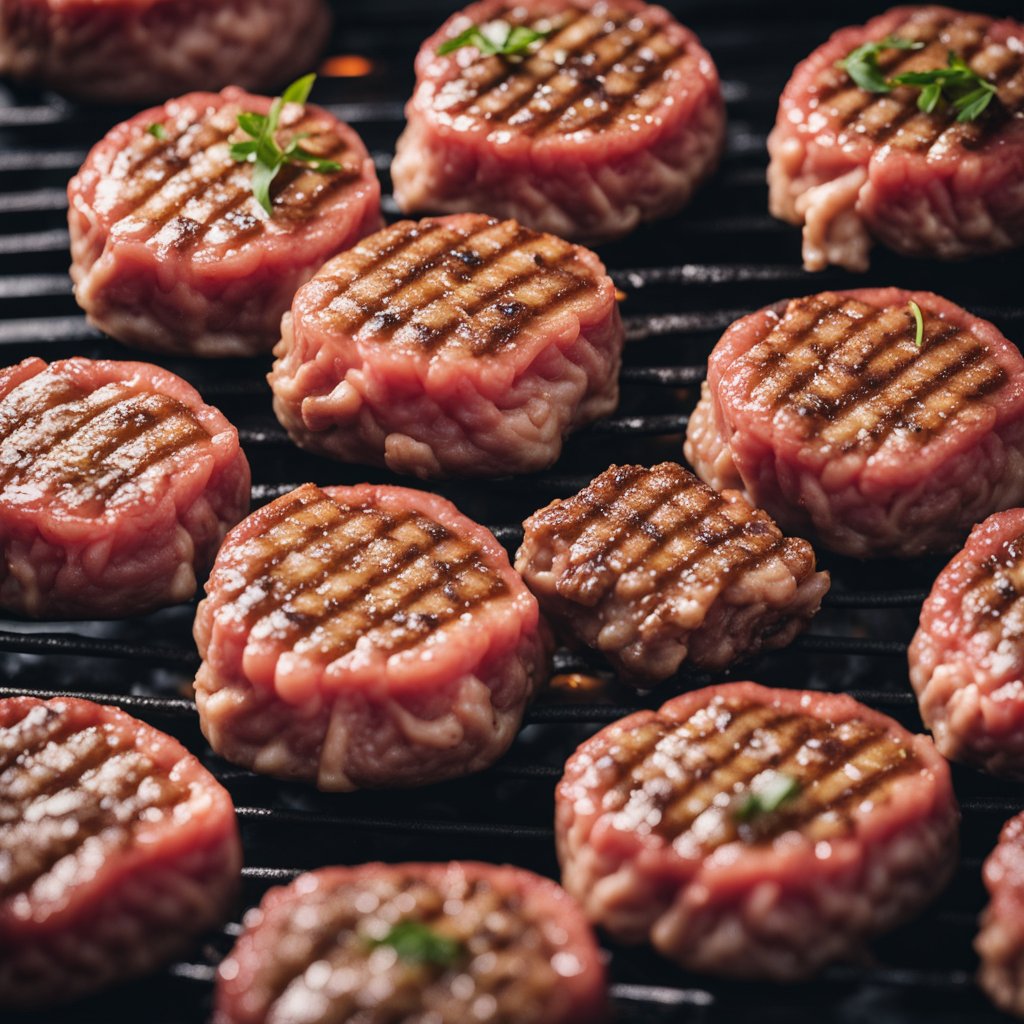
left=820, top=12, right=1021, bottom=149
left=963, top=538, right=1024, bottom=622
left=241, top=491, right=507, bottom=657
left=449, top=5, right=681, bottom=136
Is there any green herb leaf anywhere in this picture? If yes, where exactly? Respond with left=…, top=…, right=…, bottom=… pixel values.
left=909, top=299, right=925, bottom=348
left=281, top=73, right=317, bottom=105
left=369, top=921, right=463, bottom=967
left=145, top=123, right=167, bottom=140
left=229, top=73, right=341, bottom=217
left=841, top=39, right=998, bottom=123
left=838, top=35, right=924, bottom=94
left=733, top=773, right=801, bottom=823
left=436, top=21, right=549, bottom=58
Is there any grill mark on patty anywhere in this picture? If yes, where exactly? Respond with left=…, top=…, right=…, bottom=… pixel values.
left=112, top=106, right=361, bottom=246
left=533, top=463, right=801, bottom=610
left=606, top=696, right=920, bottom=849
left=232, top=485, right=508, bottom=662
left=0, top=703, right=191, bottom=900
left=440, top=3, right=686, bottom=137
left=260, top=871, right=556, bottom=1020
left=960, top=534, right=1024, bottom=634
left=313, top=217, right=596, bottom=358
left=741, top=293, right=1008, bottom=454
left=816, top=11, right=1024, bottom=153
left=0, top=375, right=212, bottom=507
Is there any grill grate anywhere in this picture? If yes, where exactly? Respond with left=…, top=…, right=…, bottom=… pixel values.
left=3, top=2, right=1024, bottom=1021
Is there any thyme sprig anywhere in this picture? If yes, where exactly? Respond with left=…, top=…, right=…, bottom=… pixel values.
left=229, top=74, right=341, bottom=216
left=437, top=22, right=550, bottom=57
left=839, top=37, right=997, bottom=122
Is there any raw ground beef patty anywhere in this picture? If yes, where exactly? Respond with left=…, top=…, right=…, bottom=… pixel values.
left=768, top=5, right=1024, bottom=271
left=0, top=696, right=242, bottom=1009
left=515, top=462, right=829, bottom=684
left=684, top=287, right=1024, bottom=558
left=214, top=862, right=608, bottom=1024
left=978, top=810, right=1024, bottom=1017
left=0, top=0, right=331, bottom=105
left=391, top=0, right=725, bottom=243
left=269, top=213, right=623, bottom=478
left=193, top=483, right=549, bottom=790
left=68, top=86, right=381, bottom=357
left=0, top=356, right=250, bottom=619
left=556, top=681, right=959, bottom=980
left=910, top=507, right=1024, bottom=777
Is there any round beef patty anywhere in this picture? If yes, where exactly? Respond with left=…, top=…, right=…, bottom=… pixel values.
left=978, top=810, right=1024, bottom=1017
left=0, top=0, right=330, bottom=105
left=68, top=86, right=381, bottom=357
left=910, top=507, right=1024, bottom=777
left=214, top=862, right=608, bottom=1024
left=515, top=462, right=829, bottom=684
left=557, top=681, right=959, bottom=980
left=269, top=214, right=623, bottom=478
left=0, top=696, right=241, bottom=1009
left=0, top=356, right=250, bottom=619
left=194, top=483, right=549, bottom=790
left=685, top=288, right=1024, bottom=558
left=392, top=0, right=725, bottom=243
left=768, top=5, right=1024, bottom=271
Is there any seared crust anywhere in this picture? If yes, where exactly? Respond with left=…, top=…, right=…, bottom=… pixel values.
left=269, top=213, right=623, bottom=477
left=194, top=484, right=548, bottom=789
left=768, top=5, right=1024, bottom=270
left=427, top=0, right=704, bottom=140
left=392, top=0, right=724, bottom=242
left=68, top=87, right=381, bottom=357
left=910, top=508, right=1024, bottom=776
left=0, top=696, right=241, bottom=1009
left=685, top=288, right=1024, bottom=558
left=978, top=811, right=1024, bottom=1017
left=557, top=682, right=959, bottom=979
left=811, top=7, right=1024, bottom=155
left=516, top=462, right=828, bottom=682
left=214, top=862, right=608, bottom=1024
left=0, top=357, right=250, bottom=618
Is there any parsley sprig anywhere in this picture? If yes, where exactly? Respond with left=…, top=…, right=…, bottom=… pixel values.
left=733, top=773, right=801, bottom=824
left=368, top=921, right=463, bottom=967
left=839, top=37, right=998, bottom=122
left=145, top=122, right=167, bottom=140
left=229, top=73, right=341, bottom=216
left=437, top=22, right=550, bottom=57
left=909, top=299, right=925, bottom=348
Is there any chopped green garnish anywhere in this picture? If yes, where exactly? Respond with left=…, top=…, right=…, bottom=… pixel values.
left=437, top=22, right=550, bottom=58
left=838, top=35, right=924, bottom=94
left=839, top=38, right=997, bottom=122
left=909, top=299, right=925, bottom=348
left=228, top=73, right=341, bottom=216
left=368, top=921, right=463, bottom=967
left=733, top=773, right=801, bottom=823
left=145, top=123, right=167, bottom=140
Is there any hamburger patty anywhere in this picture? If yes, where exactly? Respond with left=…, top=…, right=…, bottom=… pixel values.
left=0, top=356, right=250, bottom=619
left=392, top=0, right=724, bottom=242
left=0, top=696, right=241, bottom=1009
left=194, top=483, right=549, bottom=790
left=910, top=507, right=1024, bottom=777
left=515, top=462, right=829, bottom=683
left=557, top=682, right=959, bottom=980
left=768, top=5, right=1024, bottom=271
left=68, top=86, right=381, bottom=357
left=214, top=862, right=607, bottom=1024
left=685, top=288, right=1024, bottom=557
left=978, top=811, right=1024, bottom=1017
left=270, top=214, right=623, bottom=478
left=0, top=0, right=330, bottom=105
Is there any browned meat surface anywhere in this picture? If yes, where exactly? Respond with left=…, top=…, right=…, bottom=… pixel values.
left=516, top=462, right=828, bottom=682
